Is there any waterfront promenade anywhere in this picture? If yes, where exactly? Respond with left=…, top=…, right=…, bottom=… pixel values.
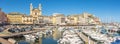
left=0, top=38, right=12, bottom=44
left=0, top=28, right=46, bottom=38
left=0, top=28, right=46, bottom=44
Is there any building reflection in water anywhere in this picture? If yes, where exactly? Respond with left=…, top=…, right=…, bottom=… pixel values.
left=11, top=27, right=63, bottom=44
left=53, top=28, right=61, bottom=40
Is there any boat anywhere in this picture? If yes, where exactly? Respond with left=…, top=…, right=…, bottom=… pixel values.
left=58, top=28, right=84, bottom=44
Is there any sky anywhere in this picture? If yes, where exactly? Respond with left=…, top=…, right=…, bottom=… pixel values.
left=0, top=0, right=120, bottom=23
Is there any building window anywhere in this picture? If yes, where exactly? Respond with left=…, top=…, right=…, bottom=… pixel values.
left=23, top=20, right=25, bottom=22
left=35, top=13, right=37, bottom=15
left=30, top=19, right=32, bottom=22
left=61, top=18, right=65, bottom=23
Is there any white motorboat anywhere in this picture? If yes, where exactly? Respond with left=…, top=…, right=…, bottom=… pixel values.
left=58, top=29, right=84, bottom=44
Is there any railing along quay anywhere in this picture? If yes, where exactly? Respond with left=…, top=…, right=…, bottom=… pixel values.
left=0, top=28, right=46, bottom=38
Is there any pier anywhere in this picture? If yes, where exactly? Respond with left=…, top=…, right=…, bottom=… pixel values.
left=77, top=32, right=95, bottom=44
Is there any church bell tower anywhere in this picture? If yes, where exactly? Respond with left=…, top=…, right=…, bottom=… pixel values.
left=30, top=3, right=42, bottom=17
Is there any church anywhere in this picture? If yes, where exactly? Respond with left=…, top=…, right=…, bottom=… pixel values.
left=22, top=3, right=42, bottom=24
left=7, top=3, right=43, bottom=24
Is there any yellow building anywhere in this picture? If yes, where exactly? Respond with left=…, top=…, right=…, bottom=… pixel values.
left=52, top=16, right=56, bottom=25
left=52, top=13, right=65, bottom=25
left=66, top=13, right=101, bottom=25
left=67, top=15, right=78, bottom=25
left=22, top=16, right=33, bottom=24
left=7, top=12, right=24, bottom=24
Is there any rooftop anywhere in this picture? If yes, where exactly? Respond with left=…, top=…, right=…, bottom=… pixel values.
left=8, top=12, right=26, bottom=15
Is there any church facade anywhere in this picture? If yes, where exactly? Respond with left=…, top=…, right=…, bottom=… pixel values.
left=7, top=3, right=42, bottom=24
left=22, top=3, right=42, bottom=24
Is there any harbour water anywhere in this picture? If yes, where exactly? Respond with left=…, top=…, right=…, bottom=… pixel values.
left=12, top=27, right=62, bottom=44
left=6, top=26, right=120, bottom=44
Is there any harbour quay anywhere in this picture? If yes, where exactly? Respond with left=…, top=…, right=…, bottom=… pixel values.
left=0, top=1, right=120, bottom=44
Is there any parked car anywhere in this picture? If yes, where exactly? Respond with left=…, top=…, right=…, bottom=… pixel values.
left=19, top=28, right=25, bottom=32
left=8, top=28, right=20, bottom=33
left=24, top=27, right=33, bottom=31
left=0, top=27, right=4, bottom=32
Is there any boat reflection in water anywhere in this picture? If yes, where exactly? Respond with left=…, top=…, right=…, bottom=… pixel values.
left=42, top=28, right=61, bottom=44
left=14, top=27, right=62, bottom=44
left=52, top=27, right=62, bottom=40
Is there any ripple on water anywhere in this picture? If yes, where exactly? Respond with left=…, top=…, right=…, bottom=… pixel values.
left=17, top=41, right=30, bottom=44
left=42, top=37, right=57, bottom=44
